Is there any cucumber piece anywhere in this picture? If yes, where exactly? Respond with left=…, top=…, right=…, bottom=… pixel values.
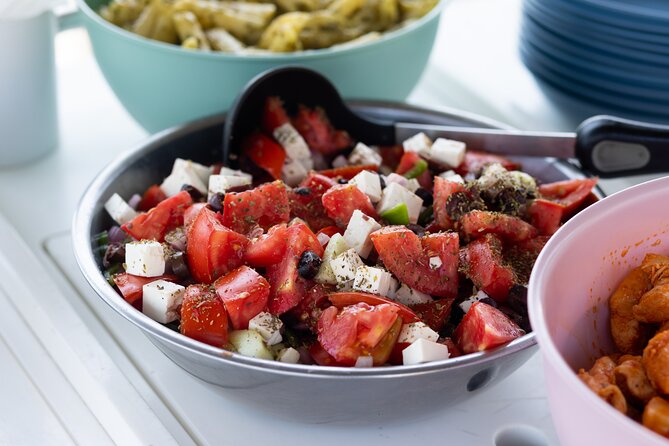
left=403, top=159, right=428, bottom=179
left=381, top=203, right=410, bottom=225
left=229, top=330, right=274, bottom=360
left=314, top=233, right=349, bottom=285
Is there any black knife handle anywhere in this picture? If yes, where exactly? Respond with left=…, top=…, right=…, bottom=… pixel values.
left=575, top=115, right=669, bottom=177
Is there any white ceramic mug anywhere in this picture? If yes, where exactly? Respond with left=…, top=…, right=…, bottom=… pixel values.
left=0, top=11, right=58, bottom=167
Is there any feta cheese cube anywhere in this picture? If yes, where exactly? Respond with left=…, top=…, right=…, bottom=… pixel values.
left=343, top=210, right=382, bottom=258
left=208, top=174, right=252, bottom=199
left=248, top=311, right=283, bottom=346
left=173, top=158, right=212, bottom=184
left=376, top=183, right=423, bottom=224
left=402, top=132, right=432, bottom=154
left=277, top=347, right=301, bottom=364
left=337, top=280, right=355, bottom=291
left=406, top=178, right=420, bottom=193
left=142, top=280, right=185, bottom=324
left=384, top=173, right=410, bottom=188
left=218, top=167, right=253, bottom=183
left=398, top=322, right=439, bottom=343
left=160, top=160, right=208, bottom=197
left=429, top=256, right=442, bottom=270
left=402, top=338, right=450, bottom=365
left=349, top=170, right=382, bottom=203
left=353, top=266, right=394, bottom=296
left=299, top=156, right=314, bottom=172
left=459, top=290, right=490, bottom=313
left=348, top=142, right=382, bottom=166
left=330, top=248, right=364, bottom=284
left=438, top=170, right=465, bottom=183
left=332, top=155, right=348, bottom=168
left=282, top=158, right=308, bottom=186
left=394, top=283, right=432, bottom=305
left=354, top=356, right=374, bottom=368
left=317, top=232, right=331, bottom=246
left=104, top=193, right=138, bottom=225
left=273, top=123, right=311, bottom=161
left=125, top=241, right=165, bottom=277
left=422, top=138, right=466, bottom=168
left=386, top=276, right=400, bottom=299
left=314, top=233, right=349, bottom=285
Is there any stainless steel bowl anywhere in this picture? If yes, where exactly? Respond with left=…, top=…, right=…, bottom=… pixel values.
left=73, top=102, right=592, bottom=422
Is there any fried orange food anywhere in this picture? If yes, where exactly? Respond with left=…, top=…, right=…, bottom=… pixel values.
left=583, top=252, right=669, bottom=438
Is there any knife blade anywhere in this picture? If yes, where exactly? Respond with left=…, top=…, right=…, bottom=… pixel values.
left=395, top=123, right=577, bottom=159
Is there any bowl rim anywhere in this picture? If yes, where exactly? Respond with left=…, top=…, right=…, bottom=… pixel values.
left=72, top=101, right=542, bottom=379
left=528, top=174, right=669, bottom=444
left=77, top=0, right=448, bottom=61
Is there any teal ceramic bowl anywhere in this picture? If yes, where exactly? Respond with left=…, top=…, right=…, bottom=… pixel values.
left=77, top=0, right=447, bottom=133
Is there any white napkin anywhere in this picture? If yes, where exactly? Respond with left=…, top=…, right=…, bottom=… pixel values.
left=0, top=0, right=67, bottom=19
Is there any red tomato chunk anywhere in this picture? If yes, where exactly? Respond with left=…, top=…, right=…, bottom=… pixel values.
left=222, top=180, right=290, bottom=235
left=321, top=184, right=378, bottom=227
left=214, top=266, right=270, bottom=330
left=187, top=207, right=249, bottom=284
left=122, top=190, right=192, bottom=242
left=180, top=285, right=229, bottom=347
left=371, top=226, right=459, bottom=299
left=454, top=302, right=524, bottom=354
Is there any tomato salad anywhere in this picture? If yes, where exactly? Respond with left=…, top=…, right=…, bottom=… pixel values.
left=98, top=97, right=597, bottom=367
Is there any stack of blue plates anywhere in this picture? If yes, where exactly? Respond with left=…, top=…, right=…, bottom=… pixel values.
left=519, top=0, right=669, bottom=123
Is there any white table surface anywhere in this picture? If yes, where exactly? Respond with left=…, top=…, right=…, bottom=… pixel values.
left=0, top=0, right=658, bottom=444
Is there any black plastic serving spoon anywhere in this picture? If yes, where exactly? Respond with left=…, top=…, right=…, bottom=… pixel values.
left=223, top=66, right=669, bottom=177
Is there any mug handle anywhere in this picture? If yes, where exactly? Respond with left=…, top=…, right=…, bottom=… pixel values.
left=54, top=5, right=83, bottom=32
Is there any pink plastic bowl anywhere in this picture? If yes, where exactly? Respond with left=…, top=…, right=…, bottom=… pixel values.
left=528, top=176, right=669, bottom=446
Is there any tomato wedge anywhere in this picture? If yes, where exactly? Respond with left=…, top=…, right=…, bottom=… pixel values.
left=113, top=273, right=178, bottom=306
left=180, top=284, right=229, bottom=347
left=370, top=226, right=459, bottom=298
left=244, top=223, right=289, bottom=267
left=526, top=198, right=564, bottom=236
left=214, top=266, right=270, bottom=330
left=538, top=177, right=598, bottom=217
left=318, top=164, right=378, bottom=180
left=317, top=303, right=401, bottom=366
left=433, top=177, right=466, bottom=230
left=410, top=298, right=455, bottom=332
left=267, top=221, right=324, bottom=315
left=328, top=292, right=420, bottom=323
left=288, top=173, right=336, bottom=231
left=138, top=184, right=167, bottom=212
left=262, top=96, right=290, bottom=134
left=222, top=180, right=291, bottom=235
left=122, top=190, right=192, bottom=242
left=460, top=210, right=538, bottom=242
left=321, top=184, right=378, bottom=227
left=453, top=302, right=524, bottom=354
left=187, top=207, right=249, bottom=283
left=461, top=233, right=516, bottom=302
left=242, top=132, right=286, bottom=181
left=292, top=105, right=352, bottom=154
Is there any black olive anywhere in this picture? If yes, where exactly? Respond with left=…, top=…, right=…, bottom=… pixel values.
left=415, top=187, right=433, bottom=206
left=337, top=178, right=348, bottom=184
left=294, top=187, right=312, bottom=196
left=506, top=285, right=528, bottom=314
left=102, top=243, right=125, bottom=268
left=298, top=250, right=322, bottom=279
left=379, top=174, right=386, bottom=189
left=208, top=192, right=225, bottom=212
left=181, top=184, right=203, bottom=201
left=406, top=224, right=426, bottom=238
left=478, top=297, right=499, bottom=308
